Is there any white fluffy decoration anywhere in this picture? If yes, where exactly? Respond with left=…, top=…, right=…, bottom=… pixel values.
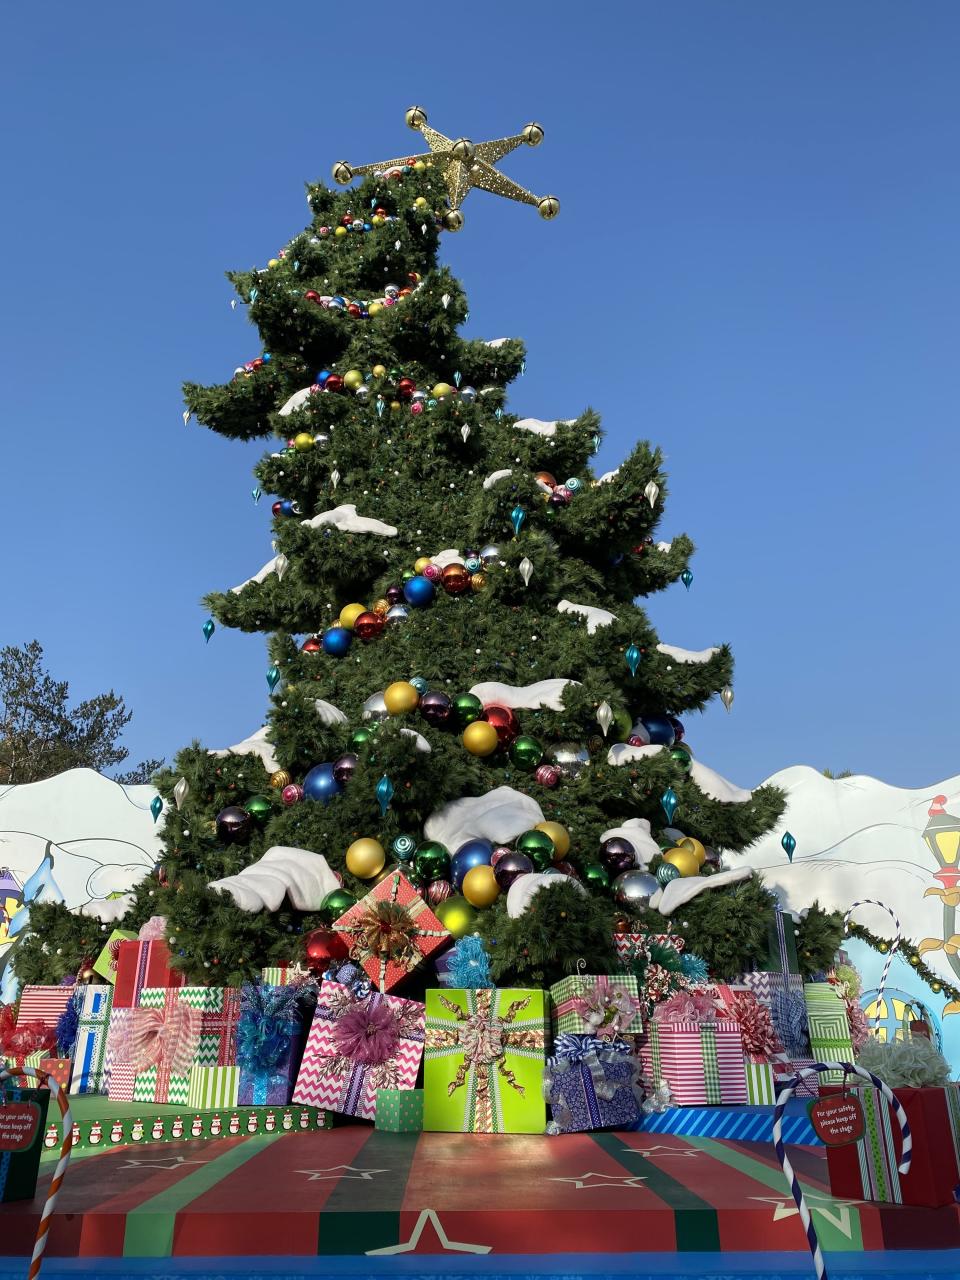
left=400, top=728, right=431, bottom=753
left=485, top=338, right=510, bottom=348
left=656, top=643, right=721, bottom=665
left=210, top=726, right=279, bottom=773
left=209, top=846, right=340, bottom=913
left=657, top=541, right=673, bottom=553
left=424, top=786, right=544, bottom=851
left=654, top=865, right=754, bottom=915
left=599, top=818, right=662, bottom=868
left=278, top=387, right=313, bottom=417
left=514, top=418, right=575, bottom=438
left=81, top=894, right=135, bottom=922
left=468, top=679, right=577, bottom=712
left=430, top=549, right=464, bottom=569
left=231, top=555, right=284, bottom=594
left=557, top=599, right=617, bottom=634
left=689, top=760, right=753, bottom=804
left=301, top=504, right=397, bottom=537
left=314, top=699, right=347, bottom=726
left=506, top=872, right=588, bottom=919
left=483, top=469, right=513, bottom=491
left=607, top=743, right=665, bottom=766
left=597, top=469, right=621, bottom=485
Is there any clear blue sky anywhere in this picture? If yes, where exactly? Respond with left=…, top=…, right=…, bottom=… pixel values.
left=3, top=2, right=958, bottom=790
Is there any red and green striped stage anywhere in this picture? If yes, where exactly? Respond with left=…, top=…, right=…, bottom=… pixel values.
left=3, top=1124, right=960, bottom=1272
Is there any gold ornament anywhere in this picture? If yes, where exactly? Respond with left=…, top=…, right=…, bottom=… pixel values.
left=663, top=846, right=700, bottom=877
left=462, top=864, right=500, bottom=908
left=339, top=603, right=367, bottom=629
left=345, top=838, right=386, bottom=880
left=535, top=821, right=570, bottom=859
left=373, top=598, right=390, bottom=616
left=678, top=836, right=707, bottom=867
left=442, top=210, right=465, bottom=233
left=293, top=432, right=313, bottom=452
left=338, top=108, right=560, bottom=225
left=372, top=364, right=386, bottom=378
left=342, top=369, right=364, bottom=390
left=384, top=681, right=420, bottom=714
left=267, top=258, right=280, bottom=268
left=431, top=382, right=453, bottom=398
left=463, top=721, right=499, bottom=756
left=269, top=769, right=291, bottom=789
left=435, top=894, right=477, bottom=939
left=414, top=556, right=432, bottom=574
left=470, top=572, right=487, bottom=592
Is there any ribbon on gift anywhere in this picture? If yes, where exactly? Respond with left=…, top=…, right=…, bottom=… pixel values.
left=137, top=916, right=168, bottom=942
left=238, top=982, right=300, bottom=1076
left=557, top=977, right=639, bottom=1039
left=653, top=989, right=719, bottom=1023
left=544, top=1033, right=643, bottom=1127
left=772, top=986, right=810, bottom=1058
left=122, top=1000, right=201, bottom=1076
left=341, top=876, right=448, bottom=991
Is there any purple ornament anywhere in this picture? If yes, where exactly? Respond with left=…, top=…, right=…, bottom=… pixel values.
left=493, top=851, right=535, bottom=890
left=490, top=845, right=512, bottom=868
left=427, top=878, right=452, bottom=906
left=385, top=585, right=404, bottom=605
left=216, top=805, right=253, bottom=844
left=535, top=764, right=560, bottom=788
left=281, top=783, right=304, bottom=806
left=669, top=716, right=685, bottom=742
left=332, top=753, right=359, bottom=785
left=601, top=836, right=636, bottom=861
left=601, top=836, right=637, bottom=876
left=420, top=690, right=453, bottom=727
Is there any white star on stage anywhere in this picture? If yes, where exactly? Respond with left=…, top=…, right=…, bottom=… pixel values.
left=294, top=1165, right=389, bottom=1182
left=549, top=1171, right=649, bottom=1190
left=117, top=1156, right=208, bottom=1171
left=750, top=1193, right=862, bottom=1239
left=621, top=1144, right=703, bottom=1158
left=367, top=1209, right=491, bottom=1255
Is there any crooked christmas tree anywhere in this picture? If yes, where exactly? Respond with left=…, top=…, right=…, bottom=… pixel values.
left=18, top=108, right=791, bottom=991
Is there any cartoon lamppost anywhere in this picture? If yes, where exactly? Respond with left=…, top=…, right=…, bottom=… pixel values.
left=0, top=869, right=23, bottom=945
left=919, top=795, right=960, bottom=1013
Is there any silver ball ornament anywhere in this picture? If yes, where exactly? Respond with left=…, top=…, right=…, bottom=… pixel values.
left=355, top=384, right=369, bottom=402
left=386, top=605, right=409, bottom=625
left=362, top=691, right=389, bottom=722
left=460, top=386, right=477, bottom=404
left=612, top=870, right=660, bottom=909
left=548, top=741, right=590, bottom=780
left=479, top=544, right=499, bottom=564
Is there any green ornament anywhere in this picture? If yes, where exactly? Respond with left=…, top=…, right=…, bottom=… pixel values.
left=656, top=862, right=680, bottom=886
left=243, top=794, right=273, bottom=826
left=319, top=887, right=356, bottom=924
left=434, top=895, right=477, bottom=939
left=405, top=864, right=428, bottom=889
left=581, top=862, right=611, bottom=891
left=611, top=708, right=633, bottom=742
left=401, top=570, right=415, bottom=583
left=414, top=840, right=450, bottom=881
left=389, top=367, right=402, bottom=382
left=391, top=833, right=417, bottom=862
left=670, top=746, right=692, bottom=770
left=509, top=735, right=543, bottom=771
left=453, top=693, right=483, bottom=726
left=516, top=829, right=556, bottom=870
left=350, top=726, right=376, bottom=750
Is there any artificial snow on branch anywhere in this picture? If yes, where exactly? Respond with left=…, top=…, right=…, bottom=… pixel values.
left=468, top=679, right=578, bottom=711
left=424, top=786, right=544, bottom=852
left=556, top=600, right=617, bottom=634
left=656, top=643, right=720, bottom=665
left=301, top=504, right=398, bottom=537
left=209, top=846, right=339, bottom=913
left=210, top=726, right=279, bottom=773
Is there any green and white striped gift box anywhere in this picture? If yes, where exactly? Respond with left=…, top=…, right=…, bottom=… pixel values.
left=745, top=1059, right=777, bottom=1104
left=803, top=982, right=854, bottom=1084
left=188, top=1065, right=240, bottom=1109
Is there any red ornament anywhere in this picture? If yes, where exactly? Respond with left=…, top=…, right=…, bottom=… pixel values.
left=304, top=928, right=349, bottom=967
left=340, top=214, right=353, bottom=227
left=374, top=207, right=388, bottom=218
left=324, top=375, right=344, bottom=393
left=441, top=563, right=471, bottom=595
left=271, top=502, right=283, bottom=516
left=347, top=304, right=362, bottom=317
left=408, top=272, right=421, bottom=284
left=535, top=471, right=557, bottom=492
left=305, top=290, right=321, bottom=302
left=481, top=703, right=520, bottom=747
left=354, top=611, right=385, bottom=641
left=397, top=378, right=416, bottom=400
left=301, top=637, right=322, bottom=654
left=535, top=764, right=560, bottom=788
left=554, top=860, right=579, bottom=878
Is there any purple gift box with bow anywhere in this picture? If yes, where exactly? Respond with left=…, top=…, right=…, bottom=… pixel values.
left=544, top=1033, right=644, bottom=1134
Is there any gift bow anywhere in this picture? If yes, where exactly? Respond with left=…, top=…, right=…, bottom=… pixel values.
left=551, top=1032, right=631, bottom=1065
left=126, top=1001, right=201, bottom=1075
left=573, top=978, right=638, bottom=1038
left=545, top=1033, right=642, bottom=1112
left=654, top=989, right=719, bottom=1024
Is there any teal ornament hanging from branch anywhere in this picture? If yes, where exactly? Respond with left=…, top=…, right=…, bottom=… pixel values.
left=510, top=506, right=526, bottom=536
left=681, top=570, right=693, bottom=591
left=377, top=774, right=394, bottom=817
left=266, top=665, right=281, bottom=692
left=781, top=831, right=796, bottom=862
left=202, top=620, right=215, bottom=644
left=150, top=796, right=163, bottom=823
left=625, top=645, right=642, bottom=677
left=661, top=788, right=679, bottom=823
left=252, top=487, right=262, bottom=504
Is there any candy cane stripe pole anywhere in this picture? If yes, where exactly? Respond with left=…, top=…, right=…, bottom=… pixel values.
left=773, top=1062, right=910, bottom=1280
left=843, top=899, right=901, bottom=1014
left=0, top=1065, right=73, bottom=1280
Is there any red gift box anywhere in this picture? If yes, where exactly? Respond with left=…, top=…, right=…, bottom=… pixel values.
left=16, top=986, right=75, bottom=1030
left=332, top=871, right=450, bottom=992
left=113, top=940, right=184, bottom=1009
left=824, top=1082, right=960, bottom=1207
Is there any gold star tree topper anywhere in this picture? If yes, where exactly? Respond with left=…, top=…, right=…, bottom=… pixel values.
left=332, top=106, right=559, bottom=231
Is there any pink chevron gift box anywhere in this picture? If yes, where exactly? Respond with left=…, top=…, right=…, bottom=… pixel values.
left=292, top=979, right=425, bottom=1120
left=331, top=870, right=449, bottom=992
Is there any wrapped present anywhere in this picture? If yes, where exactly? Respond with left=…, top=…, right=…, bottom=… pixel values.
left=375, top=1087, right=424, bottom=1132
left=292, top=979, right=424, bottom=1120
left=641, top=991, right=747, bottom=1106
left=15, top=985, right=75, bottom=1030
left=332, top=870, right=450, bottom=992
left=102, top=1007, right=133, bottom=1094
left=261, top=963, right=313, bottom=987
left=0, top=1085, right=48, bottom=1202
left=824, top=1083, right=960, bottom=1206
left=613, top=932, right=685, bottom=965
left=803, top=983, right=854, bottom=1084
left=237, top=982, right=313, bottom=1106
left=737, top=970, right=809, bottom=1059
left=774, top=1056, right=819, bottom=1099
left=760, top=904, right=800, bottom=975
left=424, top=988, right=547, bottom=1133
left=188, top=1065, right=240, bottom=1109
left=3, top=1050, right=46, bottom=1075
left=714, top=983, right=790, bottom=1106
left=550, top=974, right=642, bottom=1037
left=92, top=929, right=139, bottom=983
left=108, top=986, right=240, bottom=1105
left=112, top=938, right=185, bottom=1009
left=38, top=1057, right=71, bottom=1089
left=69, top=984, right=113, bottom=1095
left=545, top=1033, right=643, bottom=1133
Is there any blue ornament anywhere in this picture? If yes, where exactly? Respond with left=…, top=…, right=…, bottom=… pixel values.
left=403, top=575, right=436, bottom=607
left=661, top=787, right=679, bottom=823
left=625, top=644, right=642, bottom=677
left=410, top=676, right=429, bottom=695
left=322, top=627, right=352, bottom=657
left=252, top=487, right=262, bottom=504
left=391, top=834, right=417, bottom=862
left=641, top=715, right=675, bottom=747
left=465, top=556, right=481, bottom=573
left=316, top=370, right=330, bottom=385
left=656, top=861, right=680, bottom=885
left=150, top=795, right=163, bottom=823
left=266, top=664, right=281, bottom=692
left=261, top=352, right=271, bottom=363
left=591, top=433, right=601, bottom=453
left=303, top=764, right=342, bottom=805
left=781, top=831, right=796, bottom=862
left=363, top=223, right=372, bottom=232
left=376, top=774, right=394, bottom=817
left=450, top=839, right=494, bottom=891
left=681, top=569, right=693, bottom=591
left=279, top=499, right=296, bottom=517
left=510, top=506, right=526, bottom=536
left=202, top=619, right=215, bottom=643
left=249, top=288, right=258, bottom=303
left=376, top=398, right=386, bottom=419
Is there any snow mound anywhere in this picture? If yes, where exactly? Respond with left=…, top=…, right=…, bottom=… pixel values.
left=597, top=469, right=620, bottom=485
left=278, top=387, right=312, bottom=416
left=607, top=743, right=664, bottom=766
left=514, top=418, right=576, bottom=438
left=301, top=504, right=397, bottom=537
left=231, top=555, right=283, bottom=594
left=506, top=871, right=588, bottom=918
left=655, top=865, right=755, bottom=915
left=210, top=726, right=278, bottom=773
left=483, top=469, right=513, bottom=491
left=425, top=786, right=544, bottom=852
left=657, top=541, right=673, bottom=553
left=557, top=600, right=617, bottom=634
left=314, top=700, right=347, bottom=726
left=209, top=846, right=339, bottom=913
left=656, top=643, right=720, bottom=665
left=599, top=818, right=662, bottom=867
left=430, top=549, right=464, bottom=569
left=485, top=338, right=511, bottom=349
left=690, top=761, right=752, bottom=804
left=468, top=679, right=577, bottom=712
left=400, top=728, right=431, bottom=753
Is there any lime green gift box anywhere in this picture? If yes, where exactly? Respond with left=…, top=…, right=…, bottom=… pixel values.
left=423, top=988, right=547, bottom=1134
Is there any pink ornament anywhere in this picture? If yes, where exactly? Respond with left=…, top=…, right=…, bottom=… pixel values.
left=281, top=783, right=304, bottom=806
left=410, top=401, right=424, bottom=415
left=535, top=764, right=561, bottom=788
left=423, top=563, right=441, bottom=581
left=426, top=879, right=452, bottom=906
left=319, top=227, right=330, bottom=237
left=383, top=296, right=396, bottom=307
left=490, top=846, right=512, bottom=869
left=555, top=486, right=573, bottom=502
